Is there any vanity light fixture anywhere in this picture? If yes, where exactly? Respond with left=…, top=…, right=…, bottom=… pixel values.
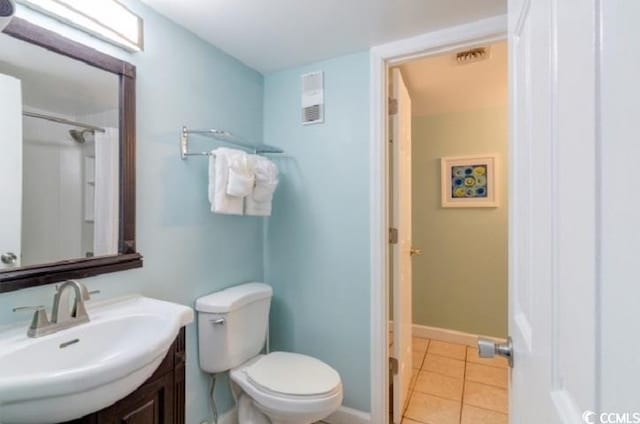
left=17, top=0, right=143, bottom=51
left=0, top=0, right=16, bottom=32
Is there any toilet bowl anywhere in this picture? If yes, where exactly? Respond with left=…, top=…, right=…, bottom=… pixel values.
left=196, top=283, right=343, bottom=424
left=230, top=353, right=343, bottom=424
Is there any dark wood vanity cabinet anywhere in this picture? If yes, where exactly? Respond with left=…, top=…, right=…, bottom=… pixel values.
left=64, top=328, right=186, bottom=424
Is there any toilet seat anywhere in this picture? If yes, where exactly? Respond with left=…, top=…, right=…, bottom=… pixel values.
left=230, top=353, right=343, bottom=423
left=245, top=352, right=341, bottom=397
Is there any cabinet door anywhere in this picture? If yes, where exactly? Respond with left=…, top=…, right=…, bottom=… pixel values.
left=96, top=373, right=174, bottom=424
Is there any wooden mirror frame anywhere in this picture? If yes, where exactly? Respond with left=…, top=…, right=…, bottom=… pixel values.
left=0, top=18, right=142, bottom=293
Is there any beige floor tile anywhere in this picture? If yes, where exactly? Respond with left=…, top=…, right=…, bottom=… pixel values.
left=401, top=418, right=424, bottom=424
left=412, top=339, right=429, bottom=369
left=461, top=404, right=508, bottom=424
left=422, top=353, right=465, bottom=378
left=410, top=369, right=419, bottom=390
left=413, top=348, right=427, bottom=369
left=466, top=346, right=509, bottom=368
left=413, top=337, right=430, bottom=352
left=414, top=371, right=464, bottom=401
left=463, top=381, right=508, bottom=414
left=405, top=391, right=461, bottom=424
left=466, top=362, right=508, bottom=388
left=427, top=340, right=467, bottom=360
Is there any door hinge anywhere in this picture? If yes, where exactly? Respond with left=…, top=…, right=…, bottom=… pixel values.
left=389, top=97, right=398, bottom=115
left=389, top=356, right=399, bottom=375
left=389, top=228, right=398, bottom=244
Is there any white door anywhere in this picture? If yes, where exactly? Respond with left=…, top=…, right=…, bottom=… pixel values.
left=0, top=73, right=22, bottom=269
left=508, top=0, right=597, bottom=422
left=391, top=67, right=412, bottom=424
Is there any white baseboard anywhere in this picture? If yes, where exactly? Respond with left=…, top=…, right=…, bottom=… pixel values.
left=324, top=406, right=371, bottom=424
left=412, top=323, right=506, bottom=346
left=213, top=405, right=370, bottom=424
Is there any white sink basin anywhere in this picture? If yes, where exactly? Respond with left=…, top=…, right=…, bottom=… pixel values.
left=0, top=295, right=193, bottom=424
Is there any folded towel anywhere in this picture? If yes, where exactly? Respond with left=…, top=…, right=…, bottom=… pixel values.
left=208, top=153, right=216, bottom=206
left=226, top=153, right=255, bottom=197
left=209, top=148, right=245, bottom=215
left=245, top=155, right=279, bottom=216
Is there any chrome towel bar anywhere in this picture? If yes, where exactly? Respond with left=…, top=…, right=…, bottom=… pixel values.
left=180, top=126, right=284, bottom=159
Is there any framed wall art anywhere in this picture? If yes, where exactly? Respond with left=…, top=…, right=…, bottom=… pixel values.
left=441, top=154, right=498, bottom=208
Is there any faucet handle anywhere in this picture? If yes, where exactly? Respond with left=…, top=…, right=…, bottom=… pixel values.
left=13, top=305, right=50, bottom=336
left=13, top=305, right=46, bottom=313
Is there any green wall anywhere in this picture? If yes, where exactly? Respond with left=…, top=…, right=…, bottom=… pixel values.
left=412, top=107, right=508, bottom=338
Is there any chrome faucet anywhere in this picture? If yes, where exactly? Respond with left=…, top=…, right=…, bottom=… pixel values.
left=13, top=280, right=97, bottom=338
left=52, top=280, right=91, bottom=324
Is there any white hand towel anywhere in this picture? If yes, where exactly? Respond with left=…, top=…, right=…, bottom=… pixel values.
left=226, top=153, right=255, bottom=197
left=208, top=152, right=216, bottom=206
left=245, top=155, right=279, bottom=216
left=209, top=148, right=245, bottom=215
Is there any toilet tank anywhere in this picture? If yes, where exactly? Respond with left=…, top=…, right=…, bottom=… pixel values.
left=196, top=282, right=272, bottom=373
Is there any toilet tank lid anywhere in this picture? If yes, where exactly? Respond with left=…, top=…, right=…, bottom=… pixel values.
left=196, top=282, right=273, bottom=313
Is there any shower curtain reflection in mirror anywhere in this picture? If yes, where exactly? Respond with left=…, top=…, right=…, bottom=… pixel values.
left=0, top=30, right=120, bottom=269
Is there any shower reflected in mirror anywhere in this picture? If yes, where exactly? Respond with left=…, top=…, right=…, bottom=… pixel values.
left=69, top=129, right=94, bottom=144
left=0, top=31, right=120, bottom=269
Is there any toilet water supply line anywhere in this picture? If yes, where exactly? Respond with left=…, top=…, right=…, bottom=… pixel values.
left=209, top=374, right=219, bottom=424
left=208, top=327, right=270, bottom=423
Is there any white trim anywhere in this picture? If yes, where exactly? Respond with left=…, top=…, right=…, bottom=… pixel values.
left=373, top=15, right=508, bottom=65
left=213, top=405, right=370, bottom=424
left=369, top=34, right=389, bottom=424
left=325, top=406, right=372, bottom=424
left=412, top=324, right=506, bottom=347
left=369, top=15, right=508, bottom=424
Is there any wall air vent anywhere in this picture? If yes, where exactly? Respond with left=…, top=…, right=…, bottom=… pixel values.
left=455, top=47, right=490, bottom=65
left=301, top=71, right=324, bottom=125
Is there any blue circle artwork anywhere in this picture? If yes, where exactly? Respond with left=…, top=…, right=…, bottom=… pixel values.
left=451, top=164, right=489, bottom=198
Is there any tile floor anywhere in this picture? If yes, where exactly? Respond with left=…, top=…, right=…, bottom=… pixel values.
left=402, top=337, right=509, bottom=424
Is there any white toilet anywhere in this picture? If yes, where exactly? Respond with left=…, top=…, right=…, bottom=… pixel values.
left=196, top=282, right=343, bottom=424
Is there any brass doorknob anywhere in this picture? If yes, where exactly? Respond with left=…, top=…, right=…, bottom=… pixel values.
left=410, top=247, right=423, bottom=257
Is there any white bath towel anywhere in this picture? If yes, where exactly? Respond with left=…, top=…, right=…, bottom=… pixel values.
left=226, top=152, right=255, bottom=197
left=245, top=155, right=279, bottom=216
left=209, top=148, right=245, bottom=215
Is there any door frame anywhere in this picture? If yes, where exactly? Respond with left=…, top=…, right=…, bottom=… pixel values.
left=369, top=15, right=508, bottom=423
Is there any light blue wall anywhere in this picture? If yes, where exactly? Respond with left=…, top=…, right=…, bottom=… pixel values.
left=1, top=1, right=264, bottom=421
left=263, top=52, right=371, bottom=412
left=3, top=4, right=375, bottom=419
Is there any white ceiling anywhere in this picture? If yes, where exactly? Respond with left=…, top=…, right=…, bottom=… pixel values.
left=139, top=0, right=506, bottom=73
left=398, top=40, right=507, bottom=116
left=0, top=32, right=118, bottom=117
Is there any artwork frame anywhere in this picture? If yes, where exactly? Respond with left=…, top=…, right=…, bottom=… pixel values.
left=440, top=154, right=499, bottom=208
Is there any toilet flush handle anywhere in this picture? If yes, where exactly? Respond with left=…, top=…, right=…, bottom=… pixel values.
left=210, top=318, right=225, bottom=325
